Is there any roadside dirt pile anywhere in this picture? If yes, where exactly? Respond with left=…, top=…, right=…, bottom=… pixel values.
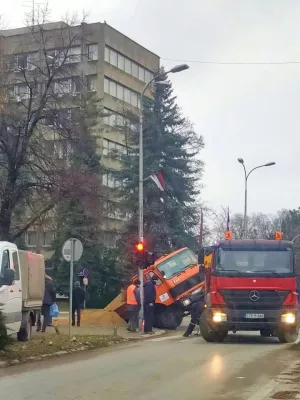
left=57, top=309, right=126, bottom=327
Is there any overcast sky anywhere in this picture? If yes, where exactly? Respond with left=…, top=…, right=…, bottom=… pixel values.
left=2, top=0, right=300, bottom=215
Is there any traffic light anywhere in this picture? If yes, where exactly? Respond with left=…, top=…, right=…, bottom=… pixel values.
left=135, top=242, right=144, bottom=252
left=135, top=241, right=146, bottom=269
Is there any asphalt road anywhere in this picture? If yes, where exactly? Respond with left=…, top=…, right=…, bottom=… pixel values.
left=0, top=325, right=298, bottom=400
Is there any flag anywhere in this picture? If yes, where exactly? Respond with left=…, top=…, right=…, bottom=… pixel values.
left=226, top=207, right=230, bottom=231
left=150, top=171, right=166, bottom=192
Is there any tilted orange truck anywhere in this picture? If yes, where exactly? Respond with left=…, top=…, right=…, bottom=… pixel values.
left=106, top=247, right=205, bottom=329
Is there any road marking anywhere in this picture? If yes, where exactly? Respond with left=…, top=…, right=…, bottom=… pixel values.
left=148, top=335, right=183, bottom=342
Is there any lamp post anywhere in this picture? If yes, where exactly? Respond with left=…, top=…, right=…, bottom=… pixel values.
left=237, top=158, right=275, bottom=238
left=138, top=64, right=189, bottom=326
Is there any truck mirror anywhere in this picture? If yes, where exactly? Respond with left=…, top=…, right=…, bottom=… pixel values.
left=198, top=249, right=205, bottom=265
left=3, top=268, right=15, bottom=286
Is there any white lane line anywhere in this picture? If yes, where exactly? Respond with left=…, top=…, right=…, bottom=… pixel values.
left=148, top=335, right=183, bottom=342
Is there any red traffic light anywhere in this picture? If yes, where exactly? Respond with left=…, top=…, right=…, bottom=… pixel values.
left=136, top=242, right=144, bottom=251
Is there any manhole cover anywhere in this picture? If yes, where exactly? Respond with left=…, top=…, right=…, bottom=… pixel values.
left=272, top=391, right=299, bottom=399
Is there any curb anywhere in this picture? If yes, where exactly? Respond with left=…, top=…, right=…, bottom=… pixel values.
left=0, top=330, right=167, bottom=368
left=126, top=329, right=167, bottom=340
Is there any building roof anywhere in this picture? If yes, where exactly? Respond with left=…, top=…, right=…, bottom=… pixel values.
left=0, top=21, right=69, bottom=37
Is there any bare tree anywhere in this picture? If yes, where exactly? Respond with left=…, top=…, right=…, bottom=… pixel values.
left=0, top=10, right=103, bottom=241
left=208, top=206, right=279, bottom=242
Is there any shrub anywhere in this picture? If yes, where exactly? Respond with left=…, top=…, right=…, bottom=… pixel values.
left=0, top=307, right=8, bottom=350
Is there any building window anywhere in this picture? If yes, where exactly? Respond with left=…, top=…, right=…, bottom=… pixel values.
left=104, top=77, right=140, bottom=108
left=43, top=231, right=54, bottom=247
left=87, top=75, right=97, bottom=91
left=103, top=138, right=127, bottom=158
left=14, top=83, right=30, bottom=100
left=27, top=231, right=37, bottom=247
left=104, top=45, right=154, bottom=83
left=87, top=44, right=98, bottom=61
left=103, top=108, right=136, bottom=131
left=125, top=58, right=131, bottom=74
left=69, top=46, right=81, bottom=63
left=7, top=53, right=36, bottom=71
left=102, top=173, right=118, bottom=188
left=54, top=77, right=81, bottom=95
left=25, top=231, right=54, bottom=247
left=54, top=79, right=72, bottom=95
left=105, top=46, right=110, bottom=63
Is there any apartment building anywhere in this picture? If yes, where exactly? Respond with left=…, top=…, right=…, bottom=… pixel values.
left=0, top=21, right=160, bottom=254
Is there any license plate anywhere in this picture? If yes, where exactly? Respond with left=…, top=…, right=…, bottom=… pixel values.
left=245, top=313, right=264, bottom=319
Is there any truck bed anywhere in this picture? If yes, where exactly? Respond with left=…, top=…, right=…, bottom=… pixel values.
left=18, top=251, right=45, bottom=309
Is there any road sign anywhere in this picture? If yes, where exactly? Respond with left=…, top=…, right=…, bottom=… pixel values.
left=62, top=238, right=83, bottom=262
left=61, top=238, right=83, bottom=338
left=83, top=268, right=89, bottom=277
left=83, top=277, right=88, bottom=286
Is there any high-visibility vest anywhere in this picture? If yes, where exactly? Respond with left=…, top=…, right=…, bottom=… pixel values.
left=127, top=284, right=138, bottom=305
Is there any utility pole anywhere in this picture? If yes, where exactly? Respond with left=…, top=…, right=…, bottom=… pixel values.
left=199, top=208, right=204, bottom=250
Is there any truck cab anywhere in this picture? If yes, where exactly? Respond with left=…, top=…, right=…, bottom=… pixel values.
left=142, top=248, right=204, bottom=329
left=0, top=242, right=22, bottom=333
left=0, top=242, right=45, bottom=341
left=199, top=238, right=298, bottom=343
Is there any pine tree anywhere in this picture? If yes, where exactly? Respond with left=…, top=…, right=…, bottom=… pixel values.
left=114, top=75, right=204, bottom=279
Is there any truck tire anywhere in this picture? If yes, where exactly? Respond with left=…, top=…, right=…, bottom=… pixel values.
left=17, top=312, right=33, bottom=342
left=199, top=311, right=228, bottom=343
left=277, top=328, right=298, bottom=343
left=154, top=307, right=183, bottom=330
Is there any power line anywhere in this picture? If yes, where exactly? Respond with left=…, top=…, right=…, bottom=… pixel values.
left=161, top=57, right=300, bottom=66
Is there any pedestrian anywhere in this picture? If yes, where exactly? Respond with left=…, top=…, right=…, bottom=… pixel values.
left=183, top=292, right=205, bottom=337
left=143, top=277, right=156, bottom=335
left=72, top=281, right=85, bottom=327
left=39, top=274, right=56, bottom=333
left=126, top=279, right=141, bottom=332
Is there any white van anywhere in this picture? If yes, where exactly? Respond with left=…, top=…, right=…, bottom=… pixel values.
left=0, top=241, right=45, bottom=341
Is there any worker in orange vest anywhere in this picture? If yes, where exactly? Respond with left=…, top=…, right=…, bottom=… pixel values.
left=126, top=279, right=141, bottom=332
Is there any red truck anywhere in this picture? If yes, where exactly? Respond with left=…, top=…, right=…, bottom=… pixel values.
left=198, top=235, right=299, bottom=343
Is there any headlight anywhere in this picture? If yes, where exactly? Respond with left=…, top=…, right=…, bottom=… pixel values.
left=281, top=313, right=296, bottom=324
left=212, top=311, right=227, bottom=323
left=183, top=299, right=191, bottom=306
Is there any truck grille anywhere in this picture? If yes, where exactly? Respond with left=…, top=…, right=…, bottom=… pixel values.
left=219, top=289, right=290, bottom=310
left=169, top=274, right=202, bottom=298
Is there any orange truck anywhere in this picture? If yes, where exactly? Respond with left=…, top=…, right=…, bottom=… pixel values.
left=106, top=247, right=205, bottom=329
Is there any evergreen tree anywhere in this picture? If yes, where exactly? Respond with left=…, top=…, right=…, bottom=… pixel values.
left=114, top=75, right=204, bottom=280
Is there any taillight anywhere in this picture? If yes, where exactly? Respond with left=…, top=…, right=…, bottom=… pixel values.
left=283, top=292, right=298, bottom=306
left=210, top=291, right=225, bottom=305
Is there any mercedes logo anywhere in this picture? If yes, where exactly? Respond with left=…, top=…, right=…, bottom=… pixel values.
left=249, top=290, right=260, bottom=302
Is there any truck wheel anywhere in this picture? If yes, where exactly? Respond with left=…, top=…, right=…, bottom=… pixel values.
left=155, top=308, right=183, bottom=330
left=17, top=313, right=33, bottom=342
left=199, top=312, right=228, bottom=343
left=277, top=328, right=298, bottom=343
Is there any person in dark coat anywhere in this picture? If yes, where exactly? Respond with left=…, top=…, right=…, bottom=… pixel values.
left=72, top=281, right=85, bottom=327
left=41, top=274, right=56, bottom=333
left=183, top=292, right=205, bottom=337
left=143, top=277, right=156, bottom=334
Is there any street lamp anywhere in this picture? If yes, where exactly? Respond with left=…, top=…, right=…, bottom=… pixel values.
left=237, top=158, right=276, bottom=237
left=138, top=64, right=189, bottom=325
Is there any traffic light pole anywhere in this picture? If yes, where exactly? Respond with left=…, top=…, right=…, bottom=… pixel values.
left=138, top=102, right=144, bottom=330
